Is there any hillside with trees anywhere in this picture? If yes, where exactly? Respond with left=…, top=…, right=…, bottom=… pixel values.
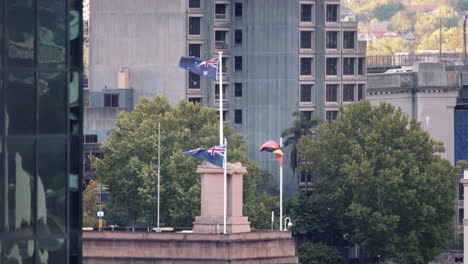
left=343, top=0, right=468, bottom=55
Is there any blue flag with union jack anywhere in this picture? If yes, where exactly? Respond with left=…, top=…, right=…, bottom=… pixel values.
left=178, top=56, right=219, bottom=80
left=182, top=145, right=226, bottom=168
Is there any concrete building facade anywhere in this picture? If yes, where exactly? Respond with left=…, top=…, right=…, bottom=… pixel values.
left=85, top=0, right=366, bottom=193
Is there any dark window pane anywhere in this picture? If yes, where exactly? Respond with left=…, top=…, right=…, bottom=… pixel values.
left=69, top=0, right=82, bottom=68
left=343, top=58, right=355, bottom=75
left=189, top=0, right=200, bottom=8
left=215, top=4, right=226, bottom=14
left=235, top=109, right=242, bottom=124
left=3, top=240, right=35, bottom=263
left=189, top=17, right=201, bottom=35
left=5, top=0, right=35, bottom=66
left=326, top=31, right=338, bottom=49
left=235, top=83, right=242, bottom=97
left=221, top=58, right=228, bottom=73
left=189, top=44, right=201, bottom=58
left=0, top=73, right=3, bottom=136
left=300, top=84, right=313, bottom=102
left=85, top=134, right=98, bottom=143
left=326, top=5, right=338, bottom=22
left=235, top=3, right=242, bottom=17
left=358, top=84, right=365, bottom=101
left=358, top=58, right=365, bottom=75
left=460, top=209, right=464, bottom=225
left=38, top=238, right=66, bottom=263
left=39, top=72, right=67, bottom=134
left=6, top=138, right=35, bottom=234
left=301, top=4, right=312, bottom=22
left=302, top=111, right=313, bottom=121
left=300, top=58, right=312, bottom=75
left=38, top=0, right=66, bottom=67
left=0, top=0, right=3, bottom=68
left=38, top=139, right=66, bottom=235
left=300, top=31, right=312, bottom=49
left=326, top=84, right=338, bottom=102
left=235, top=56, right=242, bottom=71
left=326, top=58, right=338, bottom=75
left=343, top=84, right=355, bottom=102
left=216, top=111, right=228, bottom=121
left=104, top=94, right=119, bottom=107
left=343, top=31, right=355, bottom=49
left=6, top=71, right=35, bottom=135
left=189, top=72, right=201, bottom=89
left=188, top=97, right=201, bottom=104
left=215, top=84, right=227, bottom=100
left=326, top=111, right=339, bottom=122
left=235, top=30, right=242, bottom=44
left=215, top=31, right=226, bottom=41
left=69, top=71, right=80, bottom=135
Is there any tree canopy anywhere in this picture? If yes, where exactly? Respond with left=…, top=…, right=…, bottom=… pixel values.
left=93, top=96, right=277, bottom=228
left=294, top=101, right=459, bottom=263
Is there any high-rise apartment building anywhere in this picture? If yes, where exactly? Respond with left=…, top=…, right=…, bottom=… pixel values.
left=0, top=0, right=83, bottom=263
left=86, top=0, right=366, bottom=193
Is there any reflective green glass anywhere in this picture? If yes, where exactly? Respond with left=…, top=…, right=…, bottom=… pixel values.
left=37, top=138, right=66, bottom=235
left=5, top=0, right=34, bottom=66
left=39, top=72, right=67, bottom=134
left=6, top=138, right=35, bottom=234
left=69, top=71, right=80, bottom=135
left=3, top=240, right=35, bottom=264
left=38, top=238, right=66, bottom=263
left=38, top=0, right=66, bottom=67
left=69, top=135, right=80, bottom=230
left=0, top=0, right=4, bottom=68
left=69, top=0, right=82, bottom=68
left=6, top=71, right=35, bottom=135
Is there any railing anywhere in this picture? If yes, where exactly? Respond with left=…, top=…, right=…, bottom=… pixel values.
left=367, top=53, right=463, bottom=67
left=215, top=41, right=228, bottom=49
left=215, top=14, right=226, bottom=20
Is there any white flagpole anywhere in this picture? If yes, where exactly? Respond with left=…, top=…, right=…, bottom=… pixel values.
left=218, top=52, right=224, bottom=146
left=157, top=122, right=161, bottom=230
left=280, top=137, right=283, bottom=231
left=224, top=138, right=227, bottom=234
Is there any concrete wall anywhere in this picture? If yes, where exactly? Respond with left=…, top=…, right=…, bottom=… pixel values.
left=367, top=62, right=459, bottom=163
left=89, top=0, right=187, bottom=105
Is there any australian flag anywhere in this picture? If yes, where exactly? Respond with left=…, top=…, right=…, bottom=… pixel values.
left=182, top=145, right=226, bottom=168
left=179, top=56, right=219, bottom=80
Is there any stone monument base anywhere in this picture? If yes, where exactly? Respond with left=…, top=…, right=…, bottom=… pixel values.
left=83, top=230, right=298, bottom=264
left=193, top=216, right=251, bottom=233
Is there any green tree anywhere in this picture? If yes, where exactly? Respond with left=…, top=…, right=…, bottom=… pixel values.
left=371, top=1, right=405, bottom=21
left=93, top=96, right=277, bottom=228
left=418, top=27, right=464, bottom=51
left=414, top=13, right=438, bottom=38
left=281, top=111, right=320, bottom=172
left=83, top=180, right=100, bottom=227
left=367, top=37, right=415, bottom=55
left=297, top=101, right=459, bottom=263
left=298, top=243, right=344, bottom=264
left=391, top=10, right=415, bottom=33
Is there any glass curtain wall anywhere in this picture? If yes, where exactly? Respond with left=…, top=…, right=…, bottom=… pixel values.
left=0, top=0, right=83, bottom=263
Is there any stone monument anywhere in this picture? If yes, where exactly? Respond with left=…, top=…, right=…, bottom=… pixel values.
left=193, top=161, right=251, bottom=233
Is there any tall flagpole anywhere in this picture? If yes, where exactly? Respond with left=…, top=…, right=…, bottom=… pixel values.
left=218, top=52, right=224, bottom=145
left=224, top=138, right=227, bottom=234
left=280, top=137, right=283, bottom=231
left=157, top=122, right=161, bottom=231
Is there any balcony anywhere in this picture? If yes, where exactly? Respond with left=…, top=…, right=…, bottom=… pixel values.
left=215, top=41, right=229, bottom=50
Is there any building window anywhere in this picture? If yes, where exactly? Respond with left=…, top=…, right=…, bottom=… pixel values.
left=302, top=111, right=313, bottom=121
left=300, top=31, right=313, bottom=49
left=189, top=0, right=201, bottom=8
left=343, top=84, right=355, bottom=102
left=326, top=31, right=338, bottom=49
left=189, top=17, right=201, bottom=35
left=84, top=134, right=98, bottom=143
left=235, top=3, right=243, bottom=17
left=358, top=58, right=365, bottom=75
left=358, top=84, right=365, bottom=101
left=300, top=84, right=313, bottom=102
left=235, top=56, right=242, bottom=71
left=217, top=111, right=228, bottom=121
left=235, top=109, right=242, bottom=124
left=189, top=72, right=201, bottom=88
left=215, top=84, right=228, bottom=101
left=215, top=4, right=227, bottom=20
left=189, top=44, right=201, bottom=57
left=222, top=57, right=229, bottom=73
left=215, top=31, right=228, bottom=49
left=326, top=84, right=338, bottom=102
left=326, top=111, right=339, bottom=122
left=104, top=94, right=119, bottom=107
left=460, top=208, right=464, bottom=225
left=235, top=30, right=242, bottom=44
left=343, top=31, right=356, bottom=49
left=326, top=58, right=338, bottom=76
left=300, top=4, right=313, bottom=22
left=460, top=183, right=464, bottom=200
left=235, top=83, right=242, bottom=97
left=343, top=58, right=355, bottom=75
left=300, top=58, right=313, bottom=76
left=189, top=97, right=202, bottom=104
left=326, top=4, right=338, bottom=22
